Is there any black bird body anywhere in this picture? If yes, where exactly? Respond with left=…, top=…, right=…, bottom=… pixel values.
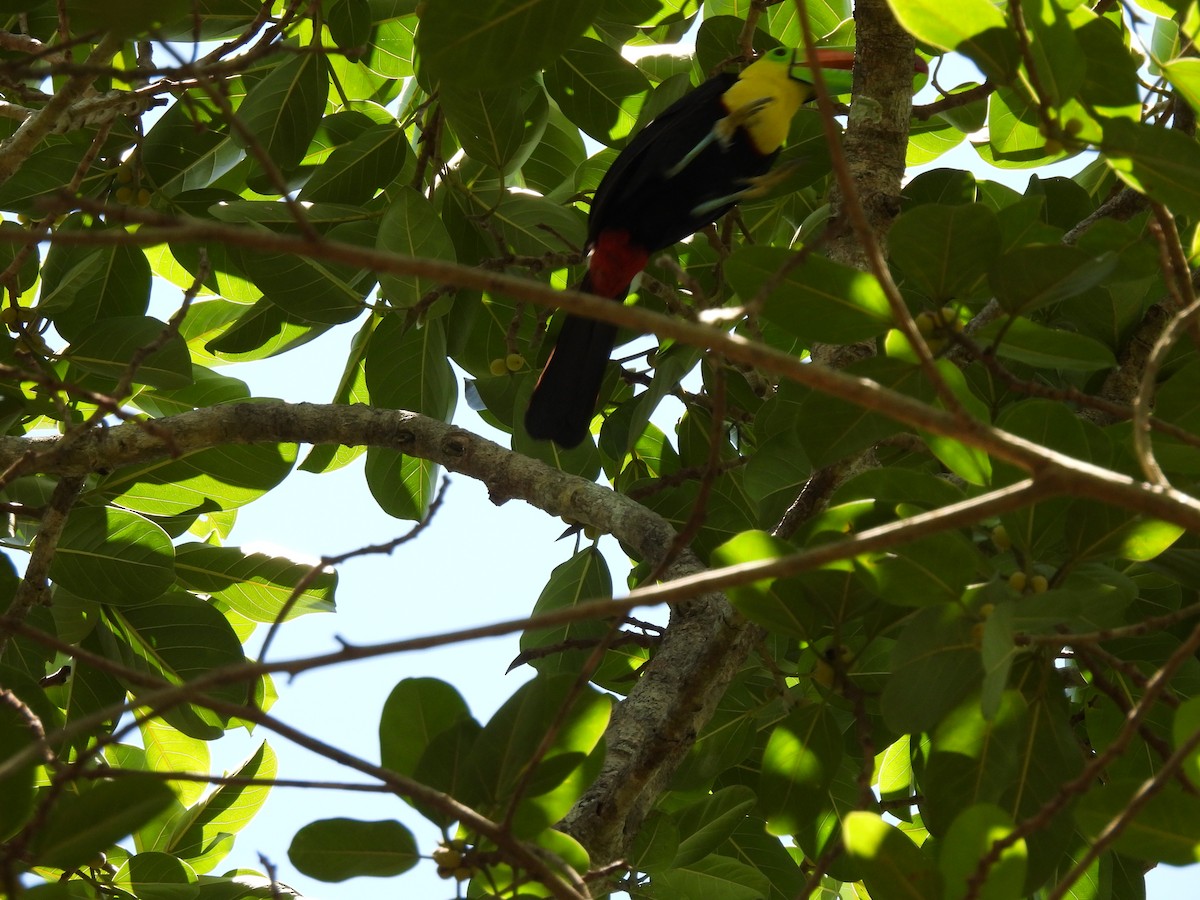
left=524, top=48, right=859, bottom=448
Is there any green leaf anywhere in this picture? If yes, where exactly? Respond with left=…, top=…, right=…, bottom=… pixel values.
left=173, top=543, right=335, bottom=622
left=883, top=605, right=981, bottom=735
left=140, top=716, right=211, bottom=806
left=522, top=104, right=587, bottom=195
left=520, top=548, right=614, bottom=676
left=418, top=0, right=604, bottom=89
left=989, top=246, right=1118, bottom=315
left=365, top=313, right=456, bottom=417
left=165, top=743, right=277, bottom=873
left=204, top=298, right=330, bottom=362
left=922, top=690, right=1028, bottom=836
left=300, top=315, right=374, bottom=474
left=976, top=317, right=1116, bottom=372
left=791, top=358, right=934, bottom=467
left=65, top=316, right=193, bottom=391
left=856, top=531, right=982, bottom=607
left=890, top=203, right=1001, bottom=302
left=297, top=123, right=409, bottom=203
left=97, top=442, right=298, bottom=517
left=410, top=718, right=483, bottom=827
left=113, top=851, right=197, bottom=900
left=132, top=367, right=249, bottom=419
left=939, top=804, right=1027, bottom=900
left=234, top=54, right=329, bottom=172
left=1076, top=10, right=1141, bottom=115
left=379, top=677, right=471, bottom=776
left=726, top=246, right=892, bottom=344
left=545, top=37, right=651, bottom=146
left=327, top=0, right=372, bottom=57
left=1163, top=57, right=1200, bottom=116
left=1103, top=118, right=1200, bottom=219
left=711, top=529, right=792, bottom=620
left=349, top=17, right=412, bottom=85
left=364, top=447, right=439, bottom=521
left=1173, top=696, right=1200, bottom=787
left=1075, top=780, right=1200, bottom=865
left=102, top=592, right=248, bottom=739
left=142, top=94, right=240, bottom=196
left=375, top=188, right=458, bottom=309
left=440, top=79, right=548, bottom=174
left=463, top=674, right=611, bottom=827
left=674, top=785, right=759, bottom=866
left=236, top=228, right=370, bottom=325
left=842, top=811, right=943, bottom=900
left=361, top=315, right=455, bottom=519
left=759, top=706, right=844, bottom=836
left=655, top=855, right=772, bottom=900
left=40, top=233, right=152, bottom=343
left=1024, top=0, right=1085, bottom=107
left=884, top=0, right=1004, bottom=48
left=0, top=141, right=89, bottom=215
left=288, top=818, right=418, bottom=881
left=30, top=776, right=176, bottom=871
left=0, top=701, right=37, bottom=840
left=50, top=506, right=175, bottom=606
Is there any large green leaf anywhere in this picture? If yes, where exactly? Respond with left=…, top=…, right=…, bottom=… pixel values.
left=298, top=122, right=409, bottom=203
left=288, top=818, right=418, bottom=881
left=976, top=316, right=1116, bottom=372
left=96, top=443, right=298, bottom=517
left=726, top=247, right=892, bottom=344
left=0, top=702, right=37, bottom=840
left=163, top=743, right=277, bottom=873
left=236, top=229, right=370, bottom=325
left=921, top=690, right=1027, bottom=835
left=1103, top=118, right=1200, bottom=218
left=440, top=79, right=549, bottom=174
left=101, top=592, right=248, bottom=739
left=939, top=804, right=1027, bottom=900
left=375, top=188, right=458, bottom=309
left=29, top=777, right=176, bottom=871
left=520, top=548, right=614, bottom=676
left=673, top=785, right=759, bottom=866
left=379, top=677, right=472, bottom=776
left=890, top=203, right=1001, bottom=302
left=462, top=674, right=611, bottom=830
left=50, top=507, right=175, bottom=606
left=40, top=232, right=152, bottom=343
left=654, top=855, right=772, bottom=900
left=0, top=141, right=90, bottom=215
left=842, top=811, right=943, bottom=900
left=545, top=37, right=651, bottom=146
left=142, top=93, right=240, bottom=196
left=1075, top=780, right=1200, bottom=866
left=112, top=851, right=197, bottom=900
left=759, top=706, right=844, bottom=836
left=173, top=543, right=336, bottom=622
left=882, top=604, right=982, bottom=735
left=65, top=316, right=193, bottom=391
left=989, top=245, right=1117, bottom=315
left=234, top=54, right=329, bottom=172
left=417, top=0, right=603, bottom=89
left=884, top=0, right=1017, bottom=80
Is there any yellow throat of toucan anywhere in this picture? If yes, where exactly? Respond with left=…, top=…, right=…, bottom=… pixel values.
left=722, top=47, right=854, bottom=155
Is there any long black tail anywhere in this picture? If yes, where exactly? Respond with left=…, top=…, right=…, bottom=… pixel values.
left=524, top=275, right=624, bottom=448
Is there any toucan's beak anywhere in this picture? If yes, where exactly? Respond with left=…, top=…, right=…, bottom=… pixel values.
left=789, top=47, right=929, bottom=79
left=802, top=48, right=857, bottom=73
left=789, top=48, right=857, bottom=94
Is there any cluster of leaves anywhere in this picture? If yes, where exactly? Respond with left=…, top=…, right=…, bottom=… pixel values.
left=2, top=0, right=1200, bottom=898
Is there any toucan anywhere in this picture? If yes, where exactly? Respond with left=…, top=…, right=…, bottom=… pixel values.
left=523, top=47, right=858, bottom=448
